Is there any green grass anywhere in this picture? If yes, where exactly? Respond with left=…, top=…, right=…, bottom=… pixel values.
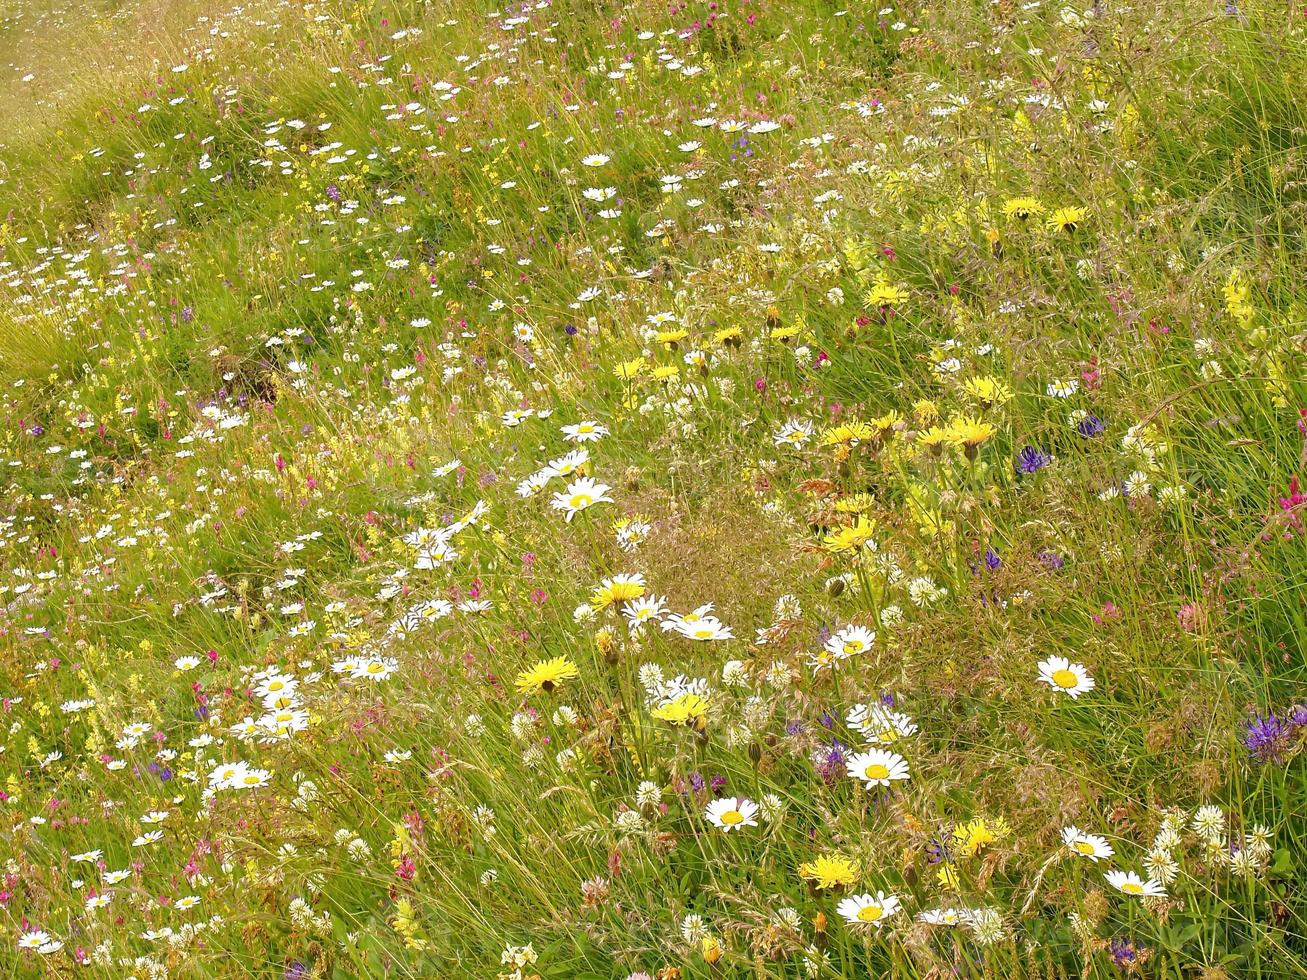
left=0, top=0, right=1306, bottom=976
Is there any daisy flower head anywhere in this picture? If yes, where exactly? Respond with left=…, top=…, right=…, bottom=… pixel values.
left=1105, top=870, right=1166, bottom=898
left=562, top=420, right=609, bottom=443
left=826, top=624, right=876, bottom=659
left=918, top=907, right=965, bottom=926
left=1036, top=656, right=1095, bottom=698
left=835, top=891, right=901, bottom=928
left=551, top=476, right=614, bottom=522
left=1061, top=826, right=1114, bottom=861
left=847, top=703, right=918, bottom=746
left=352, top=657, right=399, bottom=681
left=704, top=796, right=759, bottom=831
left=672, top=616, right=735, bottom=642
left=845, top=748, right=910, bottom=788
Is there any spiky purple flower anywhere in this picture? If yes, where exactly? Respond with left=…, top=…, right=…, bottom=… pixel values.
left=1244, top=711, right=1292, bottom=763
left=1016, top=445, right=1052, bottom=474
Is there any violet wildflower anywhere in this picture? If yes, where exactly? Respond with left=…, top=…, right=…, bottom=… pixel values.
left=1076, top=414, right=1106, bottom=438
left=1038, top=549, right=1066, bottom=570
left=1016, top=445, right=1051, bottom=474
left=1109, top=938, right=1140, bottom=969
left=1244, top=712, right=1292, bottom=763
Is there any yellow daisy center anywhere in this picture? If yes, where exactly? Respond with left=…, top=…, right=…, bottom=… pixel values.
left=1121, top=882, right=1143, bottom=895
left=856, top=904, right=883, bottom=922
left=569, top=493, right=592, bottom=508
left=719, top=809, right=744, bottom=826
left=864, top=763, right=890, bottom=780
left=1073, top=840, right=1096, bottom=855
left=1051, top=668, right=1079, bottom=688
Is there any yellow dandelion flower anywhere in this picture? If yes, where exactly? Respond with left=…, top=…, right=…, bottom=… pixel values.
left=650, top=692, right=709, bottom=729
left=1046, top=206, right=1087, bottom=233
left=820, top=420, right=877, bottom=448
left=866, top=280, right=909, bottom=309
left=961, top=375, right=1014, bottom=409
left=947, top=415, right=997, bottom=458
left=613, top=357, right=645, bottom=380
left=799, top=853, right=859, bottom=890
left=1003, top=196, right=1045, bottom=221
left=590, top=573, right=646, bottom=610
left=915, top=425, right=954, bottom=456
left=822, top=516, right=877, bottom=555
left=514, top=656, right=579, bottom=694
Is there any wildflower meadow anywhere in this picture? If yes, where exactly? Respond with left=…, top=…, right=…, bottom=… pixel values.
left=1, top=0, right=1306, bottom=976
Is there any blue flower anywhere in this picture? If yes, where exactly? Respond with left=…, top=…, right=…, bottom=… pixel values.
left=1016, top=445, right=1051, bottom=474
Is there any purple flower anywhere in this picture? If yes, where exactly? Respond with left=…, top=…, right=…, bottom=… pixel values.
left=1038, top=549, right=1066, bottom=570
left=688, top=771, right=706, bottom=792
left=1244, top=712, right=1292, bottom=763
left=1110, top=938, right=1140, bottom=968
left=709, top=773, right=727, bottom=792
left=564, top=323, right=578, bottom=336
left=926, top=836, right=952, bottom=864
left=1016, top=445, right=1052, bottom=474
left=785, top=719, right=804, bottom=736
left=1076, top=414, right=1106, bottom=438
left=813, top=740, right=847, bottom=784
left=285, top=962, right=308, bottom=980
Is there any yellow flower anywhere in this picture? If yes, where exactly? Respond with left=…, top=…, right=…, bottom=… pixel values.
left=952, top=817, right=1010, bottom=857
left=514, top=656, right=579, bottom=694
left=866, top=280, right=909, bottom=309
left=1223, top=268, right=1254, bottom=327
left=798, top=853, right=858, bottom=890
left=613, top=357, right=645, bottom=380
left=915, top=425, right=954, bottom=456
left=936, top=862, right=960, bottom=889
left=961, top=375, right=1014, bottom=409
left=822, top=516, right=877, bottom=555
left=713, top=326, right=743, bottom=347
left=947, top=415, right=997, bottom=456
left=833, top=493, right=876, bottom=514
left=656, top=329, right=689, bottom=348
left=652, top=364, right=680, bottom=382
left=1002, top=196, right=1045, bottom=221
left=590, top=573, right=646, bottom=610
left=650, top=692, right=709, bottom=729
left=820, top=420, right=877, bottom=448
left=912, top=400, right=939, bottom=424
left=1046, top=206, right=1087, bottom=233
left=700, top=935, right=723, bottom=964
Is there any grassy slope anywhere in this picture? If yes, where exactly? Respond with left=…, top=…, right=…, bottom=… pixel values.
left=0, top=0, right=1305, bottom=976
